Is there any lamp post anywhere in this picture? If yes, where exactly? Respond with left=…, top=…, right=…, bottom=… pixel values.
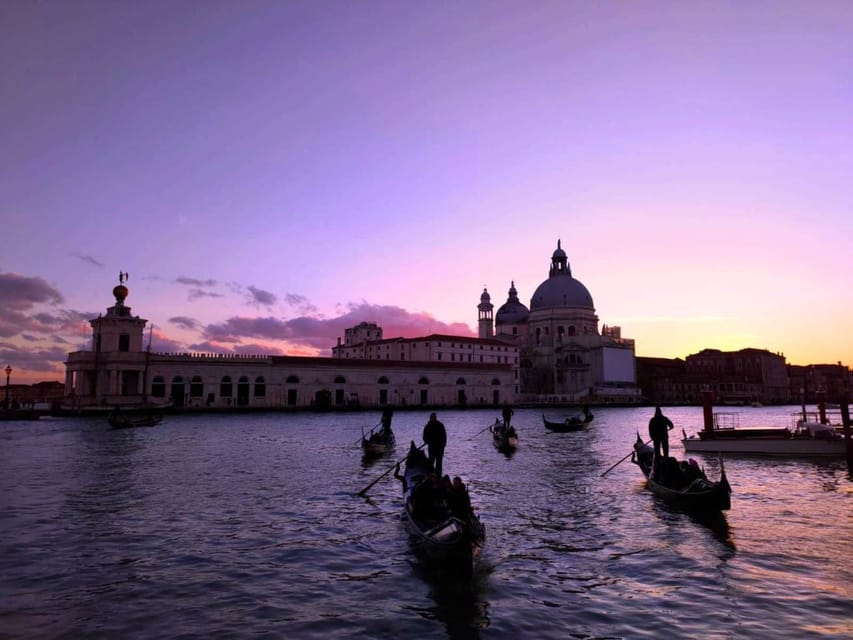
left=4, top=365, right=11, bottom=410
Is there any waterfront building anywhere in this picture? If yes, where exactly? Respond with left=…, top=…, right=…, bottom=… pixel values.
left=483, top=240, right=641, bottom=404
left=63, top=281, right=515, bottom=410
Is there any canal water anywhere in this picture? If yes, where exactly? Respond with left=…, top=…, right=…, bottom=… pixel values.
left=1, top=406, right=851, bottom=639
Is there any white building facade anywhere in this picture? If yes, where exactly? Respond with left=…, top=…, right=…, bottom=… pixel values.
left=64, top=283, right=516, bottom=411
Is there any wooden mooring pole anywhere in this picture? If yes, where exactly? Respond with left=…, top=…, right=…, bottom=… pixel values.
left=840, top=393, right=853, bottom=474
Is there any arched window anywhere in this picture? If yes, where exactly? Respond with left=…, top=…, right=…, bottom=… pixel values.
left=220, top=376, right=233, bottom=397
left=254, top=376, right=266, bottom=397
left=378, top=376, right=389, bottom=384
left=286, top=375, right=300, bottom=384
left=456, top=378, right=466, bottom=385
left=172, top=375, right=184, bottom=384
left=151, top=376, right=166, bottom=398
left=190, top=376, right=204, bottom=397
left=491, top=378, right=501, bottom=385
left=568, top=325, right=576, bottom=336
left=334, top=376, right=346, bottom=384
left=419, top=377, right=429, bottom=384
left=535, top=327, right=541, bottom=345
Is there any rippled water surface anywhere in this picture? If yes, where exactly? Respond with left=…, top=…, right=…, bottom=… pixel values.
left=2, top=407, right=852, bottom=639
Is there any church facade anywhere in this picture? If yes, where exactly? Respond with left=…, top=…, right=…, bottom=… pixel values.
left=479, top=240, right=641, bottom=404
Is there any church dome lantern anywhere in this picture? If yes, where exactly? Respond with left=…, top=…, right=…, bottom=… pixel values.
left=530, top=239, right=595, bottom=311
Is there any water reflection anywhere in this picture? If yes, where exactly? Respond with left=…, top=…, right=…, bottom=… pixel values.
left=408, top=562, right=491, bottom=640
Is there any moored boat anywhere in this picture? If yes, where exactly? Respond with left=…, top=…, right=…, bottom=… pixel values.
left=489, top=419, right=519, bottom=452
left=542, top=407, right=593, bottom=432
left=107, top=408, right=162, bottom=429
left=682, top=410, right=848, bottom=458
left=632, top=434, right=731, bottom=511
left=397, top=442, right=485, bottom=576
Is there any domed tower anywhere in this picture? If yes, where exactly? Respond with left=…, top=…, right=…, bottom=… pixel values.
left=477, top=287, right=494, bottom=338
left=495, top=281, right=530, bottom=338
left=526, top=240, right=600, bottom=396
left=90, top=271, right=148, bottom=354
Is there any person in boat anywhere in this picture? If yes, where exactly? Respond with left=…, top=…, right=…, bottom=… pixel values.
left=449, top=476, right=472, bottom=520
left=502, top=406, right=513, bottom=427
left=423, top=412, right=447, bottom=477
left=379, top=408, right=394, bottom=437
left=648, top=405, right=675, bottom=473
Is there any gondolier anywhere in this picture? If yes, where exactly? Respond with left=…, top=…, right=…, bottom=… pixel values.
left=423, top=412, right=447, bottom=476
left=648, top=406, right=674, bottom=466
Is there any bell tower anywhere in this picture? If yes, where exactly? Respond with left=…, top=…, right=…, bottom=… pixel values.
left=478, top=286, right=493, bottom=338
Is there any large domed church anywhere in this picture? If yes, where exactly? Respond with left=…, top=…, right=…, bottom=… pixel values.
left=478, top=240, right=640, bottom=403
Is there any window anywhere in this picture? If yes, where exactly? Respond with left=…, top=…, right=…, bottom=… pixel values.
left=190, top=376, right=204, bottom=397
left=286, top=375, right=300, bottom=384
left=334, top=376, right=346, bottom=384
left=456, top=378, right=466, bottom=385
left=151, top=376, right=166, bottom=398
left=419, top=377, right=429, bottom=384
left=118, top=333, right=130, bottom=352
left=378, top=376, right=389, bottom=384
left=220, top=376, right=233, bottom=397
left=254, top=376, right=266, bottom=397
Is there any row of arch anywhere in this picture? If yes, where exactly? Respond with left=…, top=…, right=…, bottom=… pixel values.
left=151, top=374, right=503, bottom=393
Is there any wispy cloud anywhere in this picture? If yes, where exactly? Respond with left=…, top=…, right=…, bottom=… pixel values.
left=74, top=253, right=104, bottom=267
left=0, top=272, right=64, bottom=310
left=247, top=285, right=277, bottom=307
left=169, top=316, right=201, bottom=331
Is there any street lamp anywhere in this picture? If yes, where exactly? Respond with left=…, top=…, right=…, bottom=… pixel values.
left=4, top=365, right=11, bottom=410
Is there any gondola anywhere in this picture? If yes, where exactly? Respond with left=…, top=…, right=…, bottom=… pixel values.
left=398, top=442, right=485, bottom=576
left=542, top=408, right=593, bottom=432
left=631, top=433, right=731, bottom=511
left=361, top=427, right=395, bottom=458
left=107, top=408, right=163, bottom=429
left=489, top=419, right=519, bottom=452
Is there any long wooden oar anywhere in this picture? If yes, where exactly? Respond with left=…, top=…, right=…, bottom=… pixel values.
left=354, top=420, right=382, bottom=446
left=600, top=438, right=652, bottom=477
left=467, top=422, right=497, bottom=441
left=357, top=443, right=426, bottom=497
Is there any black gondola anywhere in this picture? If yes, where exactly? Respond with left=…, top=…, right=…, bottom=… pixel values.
left=542, top=408, right=593, bottom=432
left=631, top=433, right=731, bottom=511
left=398, top=442, right=485, bottom=576
left=107, top=408, right=163, bottom=429
left=489, top=419, right=519, bottom=452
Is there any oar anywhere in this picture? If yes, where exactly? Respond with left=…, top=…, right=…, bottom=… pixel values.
left=600, top=438, right=652, bottom=477
left=357, top=443, right=426, bottom=497
left=354, top=420, right=382, bottom=446
left=467, top=422, right=497, bottom=441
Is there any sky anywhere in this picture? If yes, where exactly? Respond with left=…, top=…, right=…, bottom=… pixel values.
left=2, top=1, right=852, bottom=384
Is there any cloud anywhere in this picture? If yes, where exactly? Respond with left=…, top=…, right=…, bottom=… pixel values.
left=0, top=272, right=64, bottom=310
left=186, top=340, right=235, bottom=354
left=201, top=301, right=476, bottom=354
left=187, top=288, right=224, bottom=301
left=234, top=342, right=286, bottom=356
left=74, top=253, right=104, bottom=267
left=247, top=285, right=277, bottom=307
left=175, top=277, right=217, bottom=287
left=169, top=316, right=201, bottom=331
left=285, top=293, right=319, bottom=315
left=0, top=344, right=70, bottom=377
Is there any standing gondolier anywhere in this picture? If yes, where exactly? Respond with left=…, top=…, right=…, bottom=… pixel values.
left=502, top=406, right=513, bottom=427
left=423, top=412, right=447, bottom=477
left=648, top=405, right=674, bottom=467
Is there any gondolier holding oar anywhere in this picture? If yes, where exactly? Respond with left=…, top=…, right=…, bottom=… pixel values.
left=423, top=412, right=447, bottom=477
left=648, top=406, right=674, bottom=472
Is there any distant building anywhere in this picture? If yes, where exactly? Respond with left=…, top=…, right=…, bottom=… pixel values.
left=637, top=348, right=793, bottom=405
left=788, top=363, right=852, bottom=404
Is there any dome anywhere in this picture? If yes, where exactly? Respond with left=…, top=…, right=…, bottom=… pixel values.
left=480, top=287, right=491, bottom=304
left=495, top=281, right=530, bottom=325
left=529, top=240, right=595, bottom=310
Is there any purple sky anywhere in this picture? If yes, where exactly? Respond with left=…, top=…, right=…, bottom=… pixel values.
left=2, top=1, right=852, bottom=383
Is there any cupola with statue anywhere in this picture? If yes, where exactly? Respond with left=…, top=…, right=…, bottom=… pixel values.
left=90, top=271, right=148, bottom=354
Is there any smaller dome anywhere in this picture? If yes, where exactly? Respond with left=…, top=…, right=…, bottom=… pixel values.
left=480, top=287, right=491, bottom=303
left=495, top=281, right=530, bottom=325
left=552, top=238, right=567, bottom=259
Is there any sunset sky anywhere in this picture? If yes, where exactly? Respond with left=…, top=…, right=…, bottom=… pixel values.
left=2, top=1, right=852, bottom=384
